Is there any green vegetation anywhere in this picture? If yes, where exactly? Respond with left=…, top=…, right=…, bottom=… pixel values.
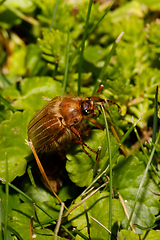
left=0, top=0, right=160, bottom=239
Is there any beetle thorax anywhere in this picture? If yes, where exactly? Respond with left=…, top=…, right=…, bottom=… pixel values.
left=60, top=97, right=83, bottom=127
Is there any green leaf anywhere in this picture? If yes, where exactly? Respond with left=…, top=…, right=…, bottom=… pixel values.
left=8, top=202, right=55, bottom=240
left=113, top=155, right=160, bottom=233
left=0, top=110, right=33, bottom=182
left=84, top=45, right=108, bottom=65
left=2, top=84, right=20, bottom=100
left=66, top=129, right=118, bottom=187
left=7, top=46, right=27, bottom=76
left=139, top=0, right=160, bottom=12
left=21, top=180, right=61, bottom=222
left=140, top=229, right=160, bottom=240
left=119, top=229, right=139, bottom=240
left=68, top=191, right=125, bottom=240
left=0, top=183, right=20, bottom=214
left=0, top=199, right=12, bottom=240
left=4, top=0, right=36, bottom=13
left=0, top=8, right=21, bottom=28
left=0, top=105, right=13, bottom=122
left=12, top=76, right=62, bottom=110
left=26, top=44, right=48, bottom=77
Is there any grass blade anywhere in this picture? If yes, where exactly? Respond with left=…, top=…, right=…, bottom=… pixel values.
left=62, top=27, right=70, bottom=95
left=127, top=129, right=160, bottom=229
left=101, top=106, right=112, bottom=240
left=82, top=120, right=138, bottom=196
left=4, top=153, right=12, bottom=240
left=0, top=179, right=56, bottom=220
left=126, top=87, right=159, bottom=228
left=152, top=86, right=158, bottom=144
left=49, top=0, right=59, bottom=31
left=68, top=0, right=117, bottom=70
left=93, top=32, right=124, bottom=95
left=0, top=200, right=4, bottom=240
left=78, top=0, right=93, bottom=95
left=0, top=95, right=16, bottom=112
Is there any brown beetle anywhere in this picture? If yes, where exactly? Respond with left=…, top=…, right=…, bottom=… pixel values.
left=28, top=85, right=120, bottom=157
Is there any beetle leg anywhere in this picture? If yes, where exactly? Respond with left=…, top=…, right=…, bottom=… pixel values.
left=70, top=126, right=97, bottom=157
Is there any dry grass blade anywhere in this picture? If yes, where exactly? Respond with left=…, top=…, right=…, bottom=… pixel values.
left=54, top=202, right=65, bottom=240
left=29, top=216, right=34, bottom=239
left=64, top=181, right=109, bottom=217
left=25, top=140, right=68, bottom=210
left=90, top=216, right=117, bottom=240
left=118, top=192, right=136, bottom=232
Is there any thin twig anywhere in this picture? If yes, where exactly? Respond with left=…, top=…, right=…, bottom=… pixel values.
left=64, top=181, right=109, bottom=217
left=118, top=192, right=136, bottom=232
left=81, top=165, right=109, bottom=196
left=90, top=216, right=117, bottom=240
left=55, top=202, right=65, bottom=240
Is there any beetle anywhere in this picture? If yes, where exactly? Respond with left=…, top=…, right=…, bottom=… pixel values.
left=28, top=85, right=120, bottom=157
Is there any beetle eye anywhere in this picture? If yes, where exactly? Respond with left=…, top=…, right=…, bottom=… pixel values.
left=74, top=119, right=78, bottom=124
left=81, top=100, right=93, bottom=115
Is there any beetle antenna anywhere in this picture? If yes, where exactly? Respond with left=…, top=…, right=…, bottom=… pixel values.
left=93, top=84, right=104, bottom=97
left=105, top=99, right=121, bottom=113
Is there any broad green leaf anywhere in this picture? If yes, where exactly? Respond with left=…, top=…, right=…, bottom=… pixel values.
left=12, top=76, right=62, bottom=110
left=0, top=110, right=33, bottom=182
left=0, top=183, right=20, bottom=214
left=7, top=46, right=27, bottom=76
left=119, top=229, right=139, bottom=240
left=113, top=155, right=160, bottom=234
left=107, top=1, right=144, bottom=21
left=138, top=0, right=160, bottom=11
left=0, top=105, right=13, bottom=123
left=140, top=229, right=160, bottom=240
left=68, top=191, right=125, bottom=240
left=8, top=203, right=57, bottom=240
left=2, top=84, right=20, bottom=100
left=4, top=0, right=36, bottom=13
left=66, top=129, right=118, bottom=187
left=84, top=44, right=108, bottom=65
left=21, top=180, right=61, bottom=222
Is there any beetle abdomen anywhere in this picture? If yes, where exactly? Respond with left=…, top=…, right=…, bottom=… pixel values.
left=28, top=97, right=76, bottom=152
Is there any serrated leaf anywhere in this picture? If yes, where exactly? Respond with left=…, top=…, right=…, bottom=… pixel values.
left=68, top=191, right=125, bottom=240
left=38, top=29, right=69, bottom=72
left=113, top=155, right=160, bottom=233
left=0, top=110, right=34, bottom=182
